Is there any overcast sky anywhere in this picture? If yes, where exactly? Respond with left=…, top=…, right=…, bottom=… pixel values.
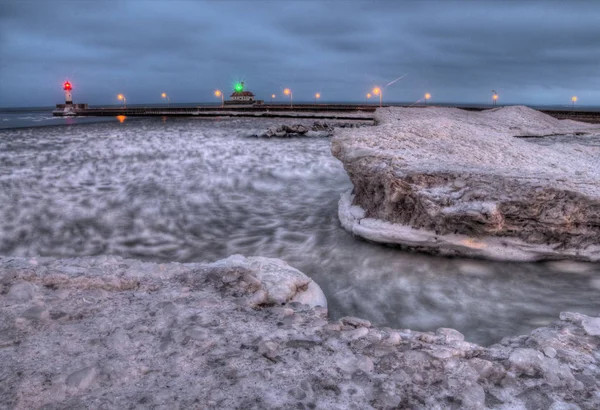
left=1, top=0, right=600, bottom=107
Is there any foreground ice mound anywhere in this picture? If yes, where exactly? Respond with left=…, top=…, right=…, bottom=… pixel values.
left=2, top=255, right=600, bottom=409
left=332, top=106, right=600, bottom=261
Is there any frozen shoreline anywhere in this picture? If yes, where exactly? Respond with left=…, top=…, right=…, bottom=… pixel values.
left=2, top=255, right=600, bottom=409
left=332, top=106, right=600, bottom=261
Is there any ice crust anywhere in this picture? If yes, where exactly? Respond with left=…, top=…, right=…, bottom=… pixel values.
left=332, top=106, right=600, bottom=261
left=2, top=255, right=600, bottom=409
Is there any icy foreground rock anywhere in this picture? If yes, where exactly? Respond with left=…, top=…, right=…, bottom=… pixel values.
left=2, top=256, right=600, bottom=409
left=332, top=106, right=600, bottom=261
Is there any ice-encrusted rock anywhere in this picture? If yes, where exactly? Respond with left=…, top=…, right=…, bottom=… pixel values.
left=332, top=106, right=600, bottom=261
left=1, top=255, right=600, bottom=409
left=206, top=254, right=327, bottom=308
left=254, top=121, right=365, bottom=138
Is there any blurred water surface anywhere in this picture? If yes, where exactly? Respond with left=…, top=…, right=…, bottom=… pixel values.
left=1, top=116, right=599, bottom=345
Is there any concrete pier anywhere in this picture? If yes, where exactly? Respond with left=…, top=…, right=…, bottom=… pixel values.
left=52, top=104, right=376, bottom=120
left=51, top=103, right=600, bottom=123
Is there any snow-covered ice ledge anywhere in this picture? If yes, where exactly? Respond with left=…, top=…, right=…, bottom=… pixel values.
left=2, top=255, right=600, bottom=409
left=332, top=106, right=600, bottom=261
left=339, top=190, right=600, bottom=261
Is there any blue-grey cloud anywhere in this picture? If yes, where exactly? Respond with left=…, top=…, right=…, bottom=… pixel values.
left=1, top=0, right=599, bottom=107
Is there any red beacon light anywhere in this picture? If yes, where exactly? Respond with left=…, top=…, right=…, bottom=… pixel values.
left=63, top=81, right=72, bottom=91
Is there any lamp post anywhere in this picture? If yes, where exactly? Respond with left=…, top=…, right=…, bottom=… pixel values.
left=161, top=92, right=170, bottom=107
left=117, top=94, right=126, bottom=109
left=366, top=93, right=372, bottom=105
left=372, top=87, right=382, bottom=108
left=214, top=90, right=224, bottom=108
left=572, top=96, right=577, bottom=110
left=284, top=88, right=292, bottom=108
left=315, top=92, right=321, bottom=104
left=424, top=93, right=431, bottom=105
left=492, top=90, right=498, bottom=107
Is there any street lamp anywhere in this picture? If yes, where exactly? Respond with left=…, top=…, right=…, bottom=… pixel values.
left=117, top=94, right=126, bottom=109
left=492, top=90, right=498, bottom=107
left=424, top=93, right=431, bottom=105
left=372, top=87, right=382, bottom=108
left=271, top=94, right=276, bottom=101
left=315, top=92, right=321, bottom=104
left=283, top=88, right=292, bottom=108
left=214, top=89, right=224, bottom=108
left=161, top=92, right=170, bottom=107
left=572, top=96, right=577, bottom=110
left=366, top=93, right=372, bottom=105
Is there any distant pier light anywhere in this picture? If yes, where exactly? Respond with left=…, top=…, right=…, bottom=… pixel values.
left=214, top=89, right=224, bottom=107
left=492, top=90, right=498, bottom=107
left=315, top=92, right=321, bottom=104
left=372, top=87, right=382, bottom=108
left=572, top=96, right=577, bottom=110
left=117, top=93, right=126, bottom=108
left=283, top=88, right=293, bottom=108
left=161, top=92, right=170, bottom=107
left=366, top=93, right=372, bottom=104
left=271, top=94, right=276, bottom=100
left=424, top=93, right=431, bottom=105
left=63, top=81, right=73, bottom=105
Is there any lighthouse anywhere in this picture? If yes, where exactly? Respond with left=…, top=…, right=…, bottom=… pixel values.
left=52, top=81, right=88, bottom=116
left=63, top=81, right=73, bottom=105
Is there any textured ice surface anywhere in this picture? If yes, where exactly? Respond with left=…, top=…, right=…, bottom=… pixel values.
left=1, top=256, right=599, bottom=409
left=332, top=106, right=600, bottom=261
left=2, top=117, right=600, bottom=345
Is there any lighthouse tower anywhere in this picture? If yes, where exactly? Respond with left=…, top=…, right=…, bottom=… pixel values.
left=63, top=81, right=73, bottom=105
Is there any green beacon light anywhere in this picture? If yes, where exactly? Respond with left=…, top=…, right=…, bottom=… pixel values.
left=234, top=83, right=244, bottom=92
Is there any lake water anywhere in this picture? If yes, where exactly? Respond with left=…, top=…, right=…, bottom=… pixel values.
left=1, top=114, right=599, bottom=345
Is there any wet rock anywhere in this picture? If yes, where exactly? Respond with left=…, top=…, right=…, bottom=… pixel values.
left=436, top=327, right=465, bottom=342
left=340, top=327, right=369, bottom=341
left=508, top=348, right=543, bottom=375
left=340, top=316, right=371, bottom=328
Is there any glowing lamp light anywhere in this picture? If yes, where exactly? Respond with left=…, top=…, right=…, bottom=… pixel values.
left=283, top=88, right=292, bottom=107
left=367, top=93, right=372, bottom=98
left=63, top=81, right=72, bottom=91
left=271, top=94, right=276, bottom=99
left=372, top=87, right=382, bottom=107
left=493, top=94, right=498, bottom=100
left=234, top=83, right=244, bottom=92
left=572, top=96, right=578, bottom=102
left=425, top=93, right=431, bottom=100
left=315, top=93, right=321, bottom=99
left=161, top=92, right=170, bottom=107
left=214, top=89, right=224, bottom=107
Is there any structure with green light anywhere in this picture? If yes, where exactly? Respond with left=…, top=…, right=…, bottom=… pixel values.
left=225, top=81, right=263, bottom=105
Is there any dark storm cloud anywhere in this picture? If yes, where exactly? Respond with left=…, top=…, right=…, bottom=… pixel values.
left=1, top=0, right=599, bottom=107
